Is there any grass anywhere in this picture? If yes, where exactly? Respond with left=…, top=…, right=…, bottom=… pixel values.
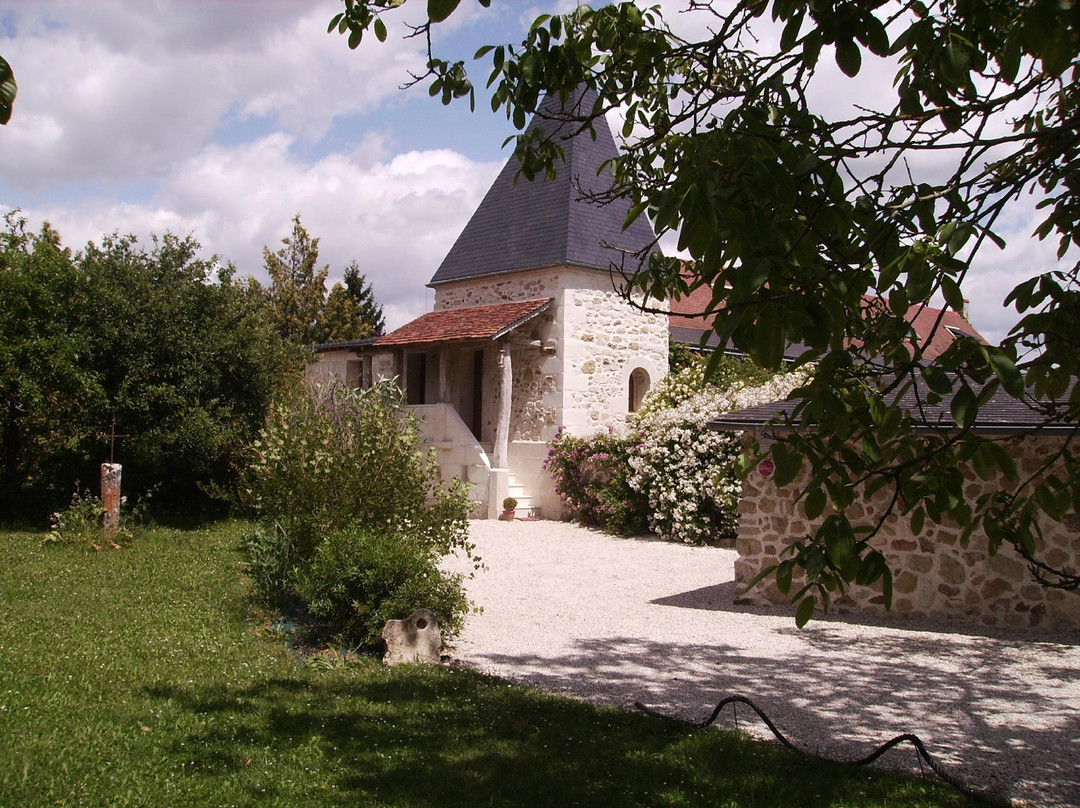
left=0, top=523, right=975, bottom=807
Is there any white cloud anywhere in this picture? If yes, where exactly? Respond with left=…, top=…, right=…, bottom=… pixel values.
left=15, top=134, right=502, bottom=331
left=0, top=1, right=429, bottom=189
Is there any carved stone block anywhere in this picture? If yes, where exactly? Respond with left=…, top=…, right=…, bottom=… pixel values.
left=382, top=608, right=441, bottom=666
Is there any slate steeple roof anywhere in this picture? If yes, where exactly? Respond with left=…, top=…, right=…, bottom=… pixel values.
left=428, top=85, right=660, bottom=287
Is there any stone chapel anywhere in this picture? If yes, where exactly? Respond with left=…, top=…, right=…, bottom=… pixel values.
left=308, top=86, right=670, bottom=519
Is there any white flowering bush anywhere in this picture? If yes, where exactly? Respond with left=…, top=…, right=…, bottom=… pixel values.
left=633, top=362, right=707, bottom=420
left=627, top=369, right=810, bottom=543
left=545, top=352, right=811, bottom=543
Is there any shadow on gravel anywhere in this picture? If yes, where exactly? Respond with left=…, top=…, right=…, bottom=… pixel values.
left=652, top=580, right=1080, bottom=644
left=470, top=629, right=1080, bottom=807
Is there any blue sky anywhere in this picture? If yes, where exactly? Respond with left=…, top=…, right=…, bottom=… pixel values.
left=0, top=0, right=1062, bottom=341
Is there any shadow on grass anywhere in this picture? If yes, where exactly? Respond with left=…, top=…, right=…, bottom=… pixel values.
left=145, top=665, right=972, bottom=808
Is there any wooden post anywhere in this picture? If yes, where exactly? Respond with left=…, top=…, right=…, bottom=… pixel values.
left=493, top=344, right=512, bottom=469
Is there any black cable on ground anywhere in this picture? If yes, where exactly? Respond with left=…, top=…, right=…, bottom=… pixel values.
left=634, top=695, right=1007, bottom=806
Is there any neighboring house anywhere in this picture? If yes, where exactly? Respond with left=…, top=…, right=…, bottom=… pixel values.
left=308, top=86, right=669, bottom=518
left=711, top=384, right=1080, bottom=630
left=669, top=277, right=989, bottom=361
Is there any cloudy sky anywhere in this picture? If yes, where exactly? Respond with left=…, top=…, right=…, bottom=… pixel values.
left=0, top=0, right=1062, bottom=341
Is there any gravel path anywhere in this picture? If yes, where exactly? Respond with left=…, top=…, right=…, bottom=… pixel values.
left=443, top=519, right=1080, bottom=808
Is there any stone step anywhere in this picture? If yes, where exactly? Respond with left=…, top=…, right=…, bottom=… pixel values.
left=505, top=476, right=538, bottom=519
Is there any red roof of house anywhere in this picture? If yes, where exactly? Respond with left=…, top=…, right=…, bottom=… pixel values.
left=376, top=298, right=553, bottom=347
left=669, top=283, right=987, bottom=360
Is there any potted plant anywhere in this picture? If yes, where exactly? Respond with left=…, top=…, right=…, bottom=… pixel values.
left=500, top=497, right=518, bottom=521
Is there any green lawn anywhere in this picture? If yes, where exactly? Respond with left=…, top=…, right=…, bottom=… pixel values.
left=0, top=524, right=974, bottom=807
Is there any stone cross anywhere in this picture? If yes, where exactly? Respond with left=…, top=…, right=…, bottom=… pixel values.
left=98, top=419, right=128, bottom=536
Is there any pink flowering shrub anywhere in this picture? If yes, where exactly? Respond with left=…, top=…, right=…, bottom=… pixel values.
left=543, top=427, right=649, bottom=536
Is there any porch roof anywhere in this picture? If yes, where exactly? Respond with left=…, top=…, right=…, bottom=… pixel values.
left=376, top=298, right=553, bottom=348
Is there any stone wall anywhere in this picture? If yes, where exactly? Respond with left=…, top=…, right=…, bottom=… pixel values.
left=434, top=270, right=563, bottom=311
left=433, top=266, right=669, bottom=442
left=561, top=279, right=668, bottom=436
left=735, top=433, right=1080, bottom=631
left=433, top=267, right=669, bottom=518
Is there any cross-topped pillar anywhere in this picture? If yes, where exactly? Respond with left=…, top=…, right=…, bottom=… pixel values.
left=99, top=419, right=128, bottom=536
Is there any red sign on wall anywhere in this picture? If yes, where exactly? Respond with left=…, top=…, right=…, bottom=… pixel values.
left=758, top=458, right=775, bottom=479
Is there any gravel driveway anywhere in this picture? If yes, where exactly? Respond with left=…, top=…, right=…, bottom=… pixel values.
left=443, top=519, right=1080, bottom=808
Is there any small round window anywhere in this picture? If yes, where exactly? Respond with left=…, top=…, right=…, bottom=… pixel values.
left=628, top=367, right=651, bottom=413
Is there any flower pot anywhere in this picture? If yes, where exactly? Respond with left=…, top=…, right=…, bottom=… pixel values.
left=499, top=510, right=516, bottom=521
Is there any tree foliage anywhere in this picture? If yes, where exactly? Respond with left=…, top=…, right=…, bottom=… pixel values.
left=262, top=214, right=331, bottom=347
left=261, top=216, right=385, bottom=345
left=330, top=1, right=1080, bottom=610
left=0, top=212, right=295, bottom=518
left=319, top=261, right=386, bottom=343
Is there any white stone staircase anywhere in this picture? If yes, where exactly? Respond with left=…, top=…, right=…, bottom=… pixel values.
left=480, top=442, right=539, bottom=519
left=506, top=474, right=539, bottom=519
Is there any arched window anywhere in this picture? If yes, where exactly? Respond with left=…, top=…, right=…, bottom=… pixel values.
left=628, top=367, right=651, bottom=413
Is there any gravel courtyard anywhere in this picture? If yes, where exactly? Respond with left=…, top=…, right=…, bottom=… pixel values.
left=444, top=519, right=1080, bottom=808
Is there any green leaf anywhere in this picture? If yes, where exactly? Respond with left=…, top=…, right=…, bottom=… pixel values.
left=776, top=559, right=794, bottom=594
left=822, top=516, right=855, bottom=569
left=804, top=487, right=826, bottom=519
left=856, top=551, right=887, bottom=586
left=950, top=383, right=977, bottom=429
left=373, top=17, right=388, bottom=42
left=795, top=595, right=816, bottom=627
left=862, top=17, right=890, bottom=57
left=0, top=56, right=13, bottom=125
left=780, top=11, right=804, bottom=52
left=623, top=200, right=649, bottom=231
left=940, top=276, right=965, bottom=313
left=923, top=364, right=953, bottom=395
left=972, top=441, right=997, bottom=481
left=428, top=0, right=462, bottom=24
left=989, top=442, right=1017, bottom=480
left=771, top=444, right=803, bottom=488
left=835, top=39, right=862, bottom=77
left=987, top=350, right=1024, bottom=398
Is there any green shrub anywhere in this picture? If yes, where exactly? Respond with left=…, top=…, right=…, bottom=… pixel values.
left=241, top=524, right=296, bottom=606
left=240, top=378, right=475, bottom=641
left=44, top=486, right=148, bottom=547
left=296, top=522, right=469, bottom=647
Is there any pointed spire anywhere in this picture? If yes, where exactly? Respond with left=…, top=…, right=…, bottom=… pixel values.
left=429, top=85, right=660, bottom=287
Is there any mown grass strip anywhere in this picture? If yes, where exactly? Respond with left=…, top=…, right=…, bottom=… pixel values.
left=0, top=524, right=974, bottom=807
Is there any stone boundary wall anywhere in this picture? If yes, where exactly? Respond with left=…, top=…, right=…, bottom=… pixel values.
left=735, top=433, right=1080, bottom=630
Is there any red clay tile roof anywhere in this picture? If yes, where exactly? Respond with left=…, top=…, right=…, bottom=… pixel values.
left=376, top=299, right=553, bottom=347
left=669, top=281, right=988, bottom=361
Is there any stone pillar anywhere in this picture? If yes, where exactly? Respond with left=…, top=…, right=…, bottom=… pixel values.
left=438, top=346, right=450, bottom=404
left=493, top=344, right=511, bottom=469
left=101, top=463, right=122, bottom=535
